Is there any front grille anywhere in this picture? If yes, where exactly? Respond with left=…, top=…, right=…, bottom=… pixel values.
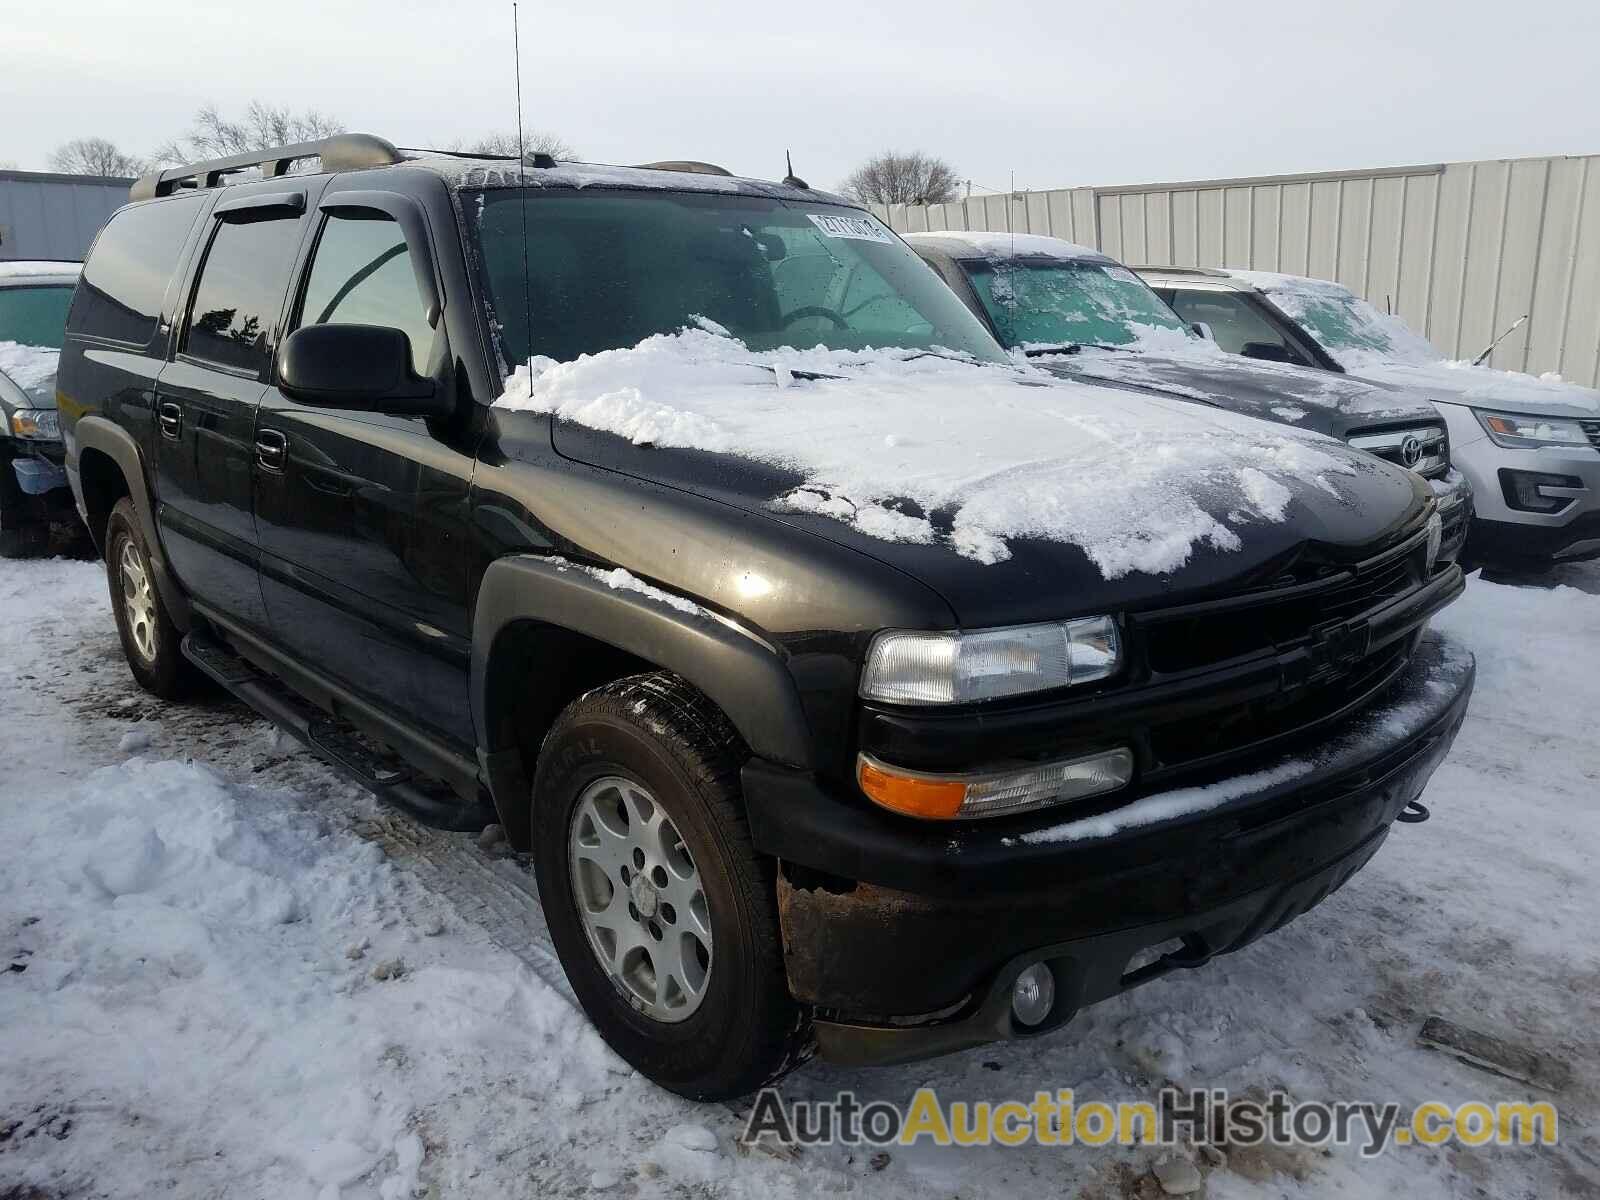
left=1141, top=548, right=1423, bottom=675
left=1129, top=527, right=1436, bottom=779
left=1581, top=420, right=1600, bottom=451
left=1347, top=422, right=1448, bottom=477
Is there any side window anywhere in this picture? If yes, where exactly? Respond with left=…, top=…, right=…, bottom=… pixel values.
left=73, top=194, right=207, bottom=347
left=297, top=213, right=435, bottom=373
left=1167, top=290, right=1302, bottom=361
left=181, top=215, right=305, bottom=375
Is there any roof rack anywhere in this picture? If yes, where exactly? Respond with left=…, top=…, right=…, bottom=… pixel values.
left=634, top=160, right=733, bottom=177
left=129, top=133, right=404, bottom=202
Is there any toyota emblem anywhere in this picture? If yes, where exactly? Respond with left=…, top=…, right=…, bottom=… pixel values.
left=1400, top=435, right=1423, bottom=467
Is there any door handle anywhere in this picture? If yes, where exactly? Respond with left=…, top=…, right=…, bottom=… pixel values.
left=157, top=401, right=182, bottom=440
left=255, top=429, right=288, bottom=473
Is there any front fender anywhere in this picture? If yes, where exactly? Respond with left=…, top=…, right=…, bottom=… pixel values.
left=471, top=555, right=817, bottom=826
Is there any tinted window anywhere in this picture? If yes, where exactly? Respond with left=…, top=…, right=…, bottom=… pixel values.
left=297, top=213, right=435, bottom=373
left=182, top=215, right=304, bottom=374
left=1167, top=290, right=1301, bottom=359
left=0, top=285, right=75, bottom=349
left=472, top=191, right=1006, bottom=364
left=74, top=195, right=206, bottom=347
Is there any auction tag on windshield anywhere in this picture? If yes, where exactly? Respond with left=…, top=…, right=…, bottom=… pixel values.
left=807, top=212, right=895, bottom=243
left=1102, top=265, right=1143, bottom=284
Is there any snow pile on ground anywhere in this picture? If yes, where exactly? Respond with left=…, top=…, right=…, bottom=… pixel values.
left=496, top=326, right=1365, bottom=577
left=3, top=556, right=1600, bottom=1198
left=0, top=341, right=60, bottom=392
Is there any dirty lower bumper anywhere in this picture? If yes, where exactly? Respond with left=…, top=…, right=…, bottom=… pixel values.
left=745, top=631, right=1474, bottom=1065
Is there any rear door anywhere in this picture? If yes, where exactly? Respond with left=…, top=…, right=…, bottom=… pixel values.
left=254, top=193, right=477, bottom=746
left=153, top=189, right=311, bottom=630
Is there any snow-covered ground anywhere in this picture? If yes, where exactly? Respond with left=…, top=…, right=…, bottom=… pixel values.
left=2, top=555, right=1597, bottom=1199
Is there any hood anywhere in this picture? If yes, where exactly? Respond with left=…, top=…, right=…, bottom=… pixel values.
left=0, top=342, right=60, bottom=411
left=1345, top=357, right=1600, bottom=419
left=496, top=329, right=1429, bottom=625
left=1032, top=343, right=1432, bottom=438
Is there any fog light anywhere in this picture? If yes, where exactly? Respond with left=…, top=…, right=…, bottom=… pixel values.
left=1011, top=963, right=1055, bottom=1027
left=1499, top=469, right=1581, bottom=514
left=856, top=747, right=1134, bottom=820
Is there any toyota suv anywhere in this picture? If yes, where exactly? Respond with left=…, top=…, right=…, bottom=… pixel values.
left=56, top=134, right=1473, bottom=1100
left=907, top=233, right=1472, bottom=562
left=1, top=260, right=81, bottom=556
left=1142, top=266, right=1600, bottom=569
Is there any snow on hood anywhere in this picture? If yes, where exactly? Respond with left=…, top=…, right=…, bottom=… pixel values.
left=0, top=341, right=60, bottom=404
left=1021, top=326, right=1426, bottom=421
left=1230, top=270, right=1600, bottom=417
left=1349, top=357, right=1600, bottom=418
left=494, top=327, right=1370, bottom=580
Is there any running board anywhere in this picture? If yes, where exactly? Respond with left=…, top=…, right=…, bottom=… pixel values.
left=182, top=631, right=491, bottom=831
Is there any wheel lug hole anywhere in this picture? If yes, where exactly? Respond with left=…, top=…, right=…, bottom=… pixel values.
left=648, top=920, right=662, bottom=941
left=627, top=902, right=640, bottom=922
left=620, top=865, right=631, bottom=884
left=660, top=902, right=676, bottom=925
left=651, top=865, right=668, bottom=889
left=632, top=848, right=646, bottom=869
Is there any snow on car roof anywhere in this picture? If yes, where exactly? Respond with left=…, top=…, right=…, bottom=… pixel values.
left=906, top=230, right=1106, bottom=261
left=0, top=260, right=82, bottom=280
left=495, top=326, right=1364, bottom=580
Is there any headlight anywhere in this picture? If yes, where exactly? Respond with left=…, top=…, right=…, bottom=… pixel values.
left=860, top=616, right=1121, bottom=705
left=7, top=409, right=60, bottom=441
left=1473, top=409, right=1589, bottom=449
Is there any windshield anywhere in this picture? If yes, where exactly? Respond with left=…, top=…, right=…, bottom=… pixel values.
left=961, top=258, right=1191, bottom=350
left=1263, top=281, right=1444, bottom=365
left=469, top=190, right=1008, bottom=366
left=0, top=285, right=75, bottom=351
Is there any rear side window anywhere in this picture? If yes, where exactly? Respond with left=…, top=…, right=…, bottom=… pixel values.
left=181, top=215, right=305, bottom=375
left=296, top=213, right=435, bottom=373
left=1166, top=290, right=1298, bottom=359
left=0, top=285, right=75, bottom=349
left=74, top=195, right=206, bottom=347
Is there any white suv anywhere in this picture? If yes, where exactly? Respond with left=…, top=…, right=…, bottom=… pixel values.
left=1141, top=266, right=1600, bottom=569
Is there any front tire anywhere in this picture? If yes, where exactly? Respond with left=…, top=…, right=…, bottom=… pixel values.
left=105, top=497, right=201, bottom=699
left=532, top=673, right=810, bottom=1100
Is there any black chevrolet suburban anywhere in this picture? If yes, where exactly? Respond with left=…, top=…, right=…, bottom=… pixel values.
left=56, top=134, right=1474, bottom=1100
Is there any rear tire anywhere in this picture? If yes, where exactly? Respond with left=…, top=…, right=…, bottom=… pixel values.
left=105, top=497, right=201, bottom=700
left=532, top=672, right=811, bottom=1100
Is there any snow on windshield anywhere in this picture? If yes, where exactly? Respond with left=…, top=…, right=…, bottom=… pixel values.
left=1231, top=271, right=1443, bottom=366
left=0, top=341, right=60, bottom=401
left=1234, top=272, right=1600, bottom=413
left=494, top=326, right=1363, bottom=579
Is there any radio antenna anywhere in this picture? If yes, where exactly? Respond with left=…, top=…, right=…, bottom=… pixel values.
left=513, top=1, right=532, bottom=380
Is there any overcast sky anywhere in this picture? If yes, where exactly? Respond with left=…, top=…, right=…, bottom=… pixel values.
left=5, top=0, right=1595, bottom=192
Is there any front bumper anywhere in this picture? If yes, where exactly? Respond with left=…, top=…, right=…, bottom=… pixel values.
left=747, top=631, right=1474, bottom=1065
left=1430, top=468, right=1473, bottom=563
left=1439, top=405, right=1600, bottom=563
left=1, top=440, right=74, bottom=524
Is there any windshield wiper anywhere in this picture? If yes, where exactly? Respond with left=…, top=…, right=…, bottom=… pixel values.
left=1022, top=342, right=1130, bottom=357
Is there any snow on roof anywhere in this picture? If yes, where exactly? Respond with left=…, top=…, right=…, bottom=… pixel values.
left=0, top=260, right=81, bottom=280
left=907, top=230, right=1105, bottom=260
left=495, top=327, right=1364, bottom=580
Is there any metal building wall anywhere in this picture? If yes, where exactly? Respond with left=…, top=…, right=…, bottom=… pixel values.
left=878, top=154, right=1600, bottom=385
left=0, top=170, right=132, bottom=263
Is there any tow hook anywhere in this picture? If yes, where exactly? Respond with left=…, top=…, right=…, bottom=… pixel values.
left=1397, top=799, right=1431, bottom=824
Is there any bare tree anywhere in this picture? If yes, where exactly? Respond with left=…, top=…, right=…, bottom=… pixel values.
left=840, top=151, right=960, bottom=206
left=49, top=137, right=144, bottom=177
left=451, top=128, right=577, bottom=161
left=152, top=102, right=345, bottom=165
